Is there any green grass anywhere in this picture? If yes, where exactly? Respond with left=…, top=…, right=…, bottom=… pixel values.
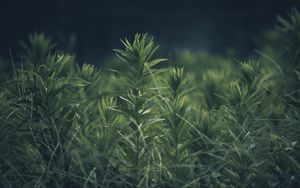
left=0, top=8, right=300, bottom=188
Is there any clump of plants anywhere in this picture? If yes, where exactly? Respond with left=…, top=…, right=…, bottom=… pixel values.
left=0, top=7, right=300, bottom=188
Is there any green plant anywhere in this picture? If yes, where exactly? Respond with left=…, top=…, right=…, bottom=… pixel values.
left=1, top=7, right=300, bottom=187
left=114, top=34, right=166, bottom=187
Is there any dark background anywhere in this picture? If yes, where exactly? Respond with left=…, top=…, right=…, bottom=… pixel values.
left=0, top=0, right=298, bottom=63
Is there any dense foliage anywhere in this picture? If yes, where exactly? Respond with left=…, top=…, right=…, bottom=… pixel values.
left=1, top=8, right=300, bottom=188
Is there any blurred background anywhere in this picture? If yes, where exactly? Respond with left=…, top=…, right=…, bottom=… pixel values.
left=0, top=0, right=298, bottom=63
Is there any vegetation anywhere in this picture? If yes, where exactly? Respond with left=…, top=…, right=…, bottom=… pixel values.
left=0, top=8, right=300, bottom=188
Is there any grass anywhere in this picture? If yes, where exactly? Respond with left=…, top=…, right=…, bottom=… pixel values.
left=0, top=8, right=300, bottom=188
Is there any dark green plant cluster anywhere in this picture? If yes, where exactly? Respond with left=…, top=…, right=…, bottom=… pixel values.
left=1, top=9, right=300, bottom=188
